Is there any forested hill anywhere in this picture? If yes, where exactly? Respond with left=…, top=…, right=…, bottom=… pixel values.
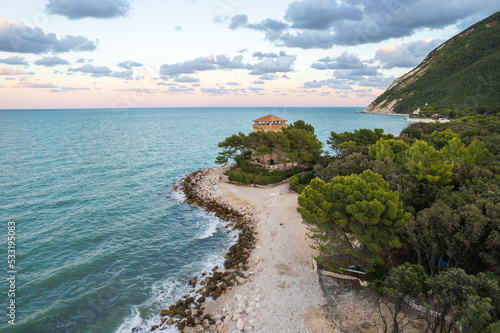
left=364, top=11, right=500, bottom=114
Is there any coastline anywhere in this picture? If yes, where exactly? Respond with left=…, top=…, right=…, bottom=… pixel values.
left=152, top=165, right=337, bottom=332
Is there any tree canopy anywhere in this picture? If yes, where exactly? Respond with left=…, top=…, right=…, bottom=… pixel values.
left=298, top=170, right=411, bottom=271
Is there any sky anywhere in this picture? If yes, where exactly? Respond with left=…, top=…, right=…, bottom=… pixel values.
left=0, top=0, right=498, bottom=109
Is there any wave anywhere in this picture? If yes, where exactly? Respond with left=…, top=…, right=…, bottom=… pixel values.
left=196, top=210, right=224, bottom=239
left=115, top=250, right=236, bottom=333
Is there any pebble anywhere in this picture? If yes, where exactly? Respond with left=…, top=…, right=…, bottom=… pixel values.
left=217, top=324, right=229, bottom=333
left=245, top=307, right=254, bottom=315
left=249, top=301, right=256, bottom=307
left=235, top=276, right=247, bottom=285
left=232, top=313, right=240, bottom=321
left=237, top=318, right=245, bottom=331
left=251, top=312, right=258, bottom=318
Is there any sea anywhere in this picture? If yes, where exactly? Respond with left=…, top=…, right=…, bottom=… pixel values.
left=0, top=107, right=410, bottom=333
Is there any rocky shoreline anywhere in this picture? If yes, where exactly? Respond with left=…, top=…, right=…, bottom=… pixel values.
left=150, top=165, right=258, bottom=333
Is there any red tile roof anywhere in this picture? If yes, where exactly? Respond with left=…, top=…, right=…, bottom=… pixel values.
left=253, top=114, right=287, bottom=122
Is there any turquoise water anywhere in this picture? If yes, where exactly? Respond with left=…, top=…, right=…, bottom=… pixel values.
left=0, top=107, right=409, bottom=333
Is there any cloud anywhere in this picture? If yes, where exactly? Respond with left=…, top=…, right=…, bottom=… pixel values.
left=0, top=18, right=96, bottom=54
left=259, top=74, right=277, bottom=80
left=160, top=55, right=250, bottom=77
left=111, top=70, right=133, bottom=78
left=216, top=54, right=249, bottom=69
left=174, top=76, right=200, bottom=83
left=0, top=66, right=25, bottom=75
left=160, top=56, right=216, bottom=76
left=201, top=87, right=229, bottom=96
left=68, top=64, right=112, bottom=77
left=375, top=38, right=444, bottom=68
left=285, top=0, right=362, bottom=30
left=334, top=67, right=381, bottom=80
left=35, top=56, right=69, bottom=67
left=10, top=80, right=56, bottom=88
left=252, top=51, right=289, bottom=59
left=303, top=78, right=353, bottom=90
left=165, top=86, right=196, bottom=94
left=252, top=80, right=265, bottom=84
left=249, top=55, right=296, bottom=75
left=175, top=26, right=182, bottom=31
left=311, top=52, right=366, bottom=70
left=279, top=30, right=337, bottom=49
left=49, top=86, right=91, bottom=93
left=45, top=0, right=130, bottom=19
left=117, top=60, right=143, bottom=69
left=0, top=56, right=27, bottom=65
left=226, top=82, right=241, bottom=86
left=234, top=0, right=499, bottom=48
left=229, top=14, right=248, bottom=29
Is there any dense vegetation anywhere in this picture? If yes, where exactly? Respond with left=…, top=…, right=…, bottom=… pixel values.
left=215, top=120, right=322, bottom=185
left=295, top=116, right=500, bottom=332
left=367, top=11, right=500, bottom=114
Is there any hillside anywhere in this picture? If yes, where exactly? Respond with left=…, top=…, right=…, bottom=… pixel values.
left=364, top=11, right=500, bottom=114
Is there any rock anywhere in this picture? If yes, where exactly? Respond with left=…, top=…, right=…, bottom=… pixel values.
left=235, top=276, right=247, bottom=285
left=217, top=324, right=229, bottom=333
left=189, top=278, right=198, bottom=286
left=195, top=324, right=205, bottom=332
left=251, top=312, right=258, bottom=318
left=232, top=313, right=240, bottom=322
left=167, top=317, right=174, bottom=325
left=160, top=310, right=170, bottom=317
left=224, top=260, right=233, bottom=269
left=223, top=315, right=232, bottom=325
left=245, top=307, right=254, bottom=315
left=212, top=266, right=219, bottom=272
left=237, top=318, right=245, bottom=331
left=178, top=322, right=186, bottom=331
left=249, top=301, right=256, bottom=307
left=202, top=319, right=210, bottom=328
left=151, top=325, right=158, bottom=331
left=197, top=296, right=205, bottom=303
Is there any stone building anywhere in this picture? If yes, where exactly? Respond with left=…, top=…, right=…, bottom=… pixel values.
left=253, top=114, right=288, bottom=132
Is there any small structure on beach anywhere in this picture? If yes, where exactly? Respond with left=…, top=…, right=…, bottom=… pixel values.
left=253, top=114, right=288, bottom=132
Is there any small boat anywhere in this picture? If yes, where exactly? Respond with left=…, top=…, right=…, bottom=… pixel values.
left=355, top=111, right=359, bottom=113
